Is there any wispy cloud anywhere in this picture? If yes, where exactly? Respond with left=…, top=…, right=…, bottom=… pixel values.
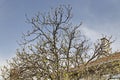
left=80, top=24, right=101, bottom=42
left=80, top=24, right=120, bottom=52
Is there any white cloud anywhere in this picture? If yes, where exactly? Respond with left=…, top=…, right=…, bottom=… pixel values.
left=80, top=24, right=120, bottom=52
left=80, top=24, right=101, bottom=42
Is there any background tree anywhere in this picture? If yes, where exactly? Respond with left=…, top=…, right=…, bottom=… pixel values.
left=1, top=5, right=113, bottom=80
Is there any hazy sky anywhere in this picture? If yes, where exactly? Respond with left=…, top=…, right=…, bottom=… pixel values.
left=0, top=0, right=120, bottom=67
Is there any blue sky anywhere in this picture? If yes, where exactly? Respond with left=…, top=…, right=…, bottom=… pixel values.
left=0, top=0, right=120, bottom=67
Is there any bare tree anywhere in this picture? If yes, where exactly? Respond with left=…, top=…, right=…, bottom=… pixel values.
left=1, top=5, right=114, bottom=80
